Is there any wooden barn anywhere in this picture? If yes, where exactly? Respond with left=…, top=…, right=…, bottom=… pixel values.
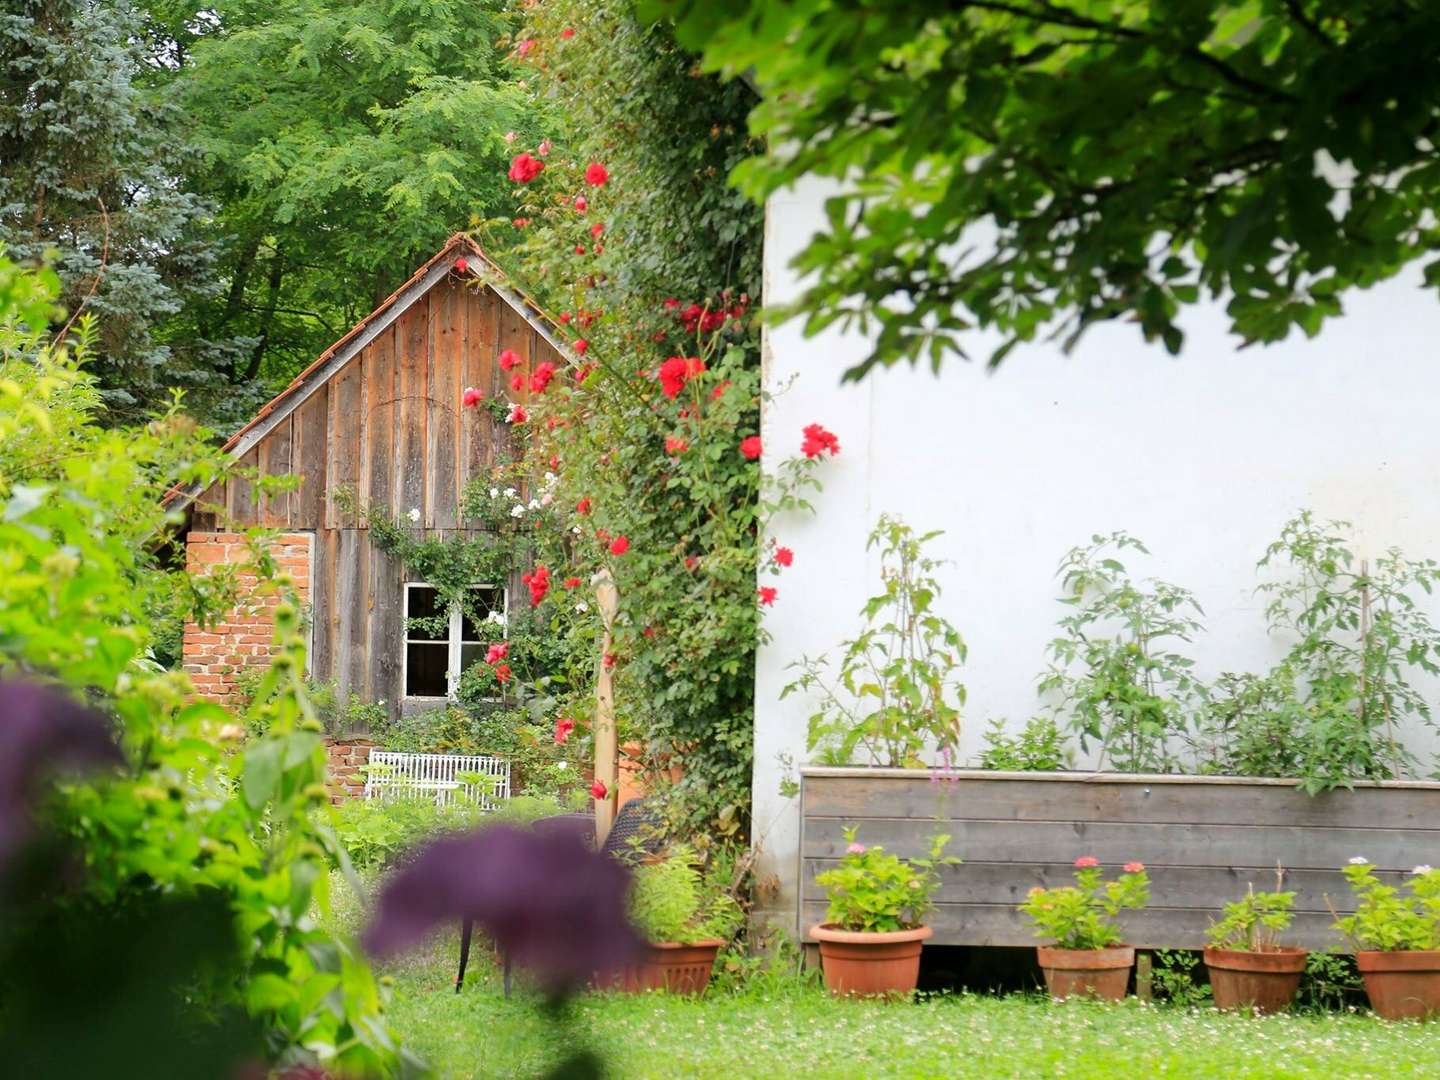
left=176, top=234, right=570, bottom=721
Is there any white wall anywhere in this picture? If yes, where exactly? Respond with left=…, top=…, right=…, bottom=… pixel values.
left=753, top=174, right=1440, bottom=933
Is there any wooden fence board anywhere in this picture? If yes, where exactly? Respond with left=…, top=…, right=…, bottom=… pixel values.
left=260, top=415, right=292, bottom=526
left=294, top=389, right=328, bottom=527
left=798, top=769, right=1440, bottom=951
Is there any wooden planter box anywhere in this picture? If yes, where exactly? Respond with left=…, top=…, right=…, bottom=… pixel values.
left=799, top=767, right=1440, bottom=949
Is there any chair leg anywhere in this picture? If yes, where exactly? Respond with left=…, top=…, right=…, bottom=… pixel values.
left=455, top=918, right=474, bottom=993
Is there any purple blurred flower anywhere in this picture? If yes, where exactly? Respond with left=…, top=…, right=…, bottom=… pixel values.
left=0, top=681, right=121, bottom=868
left=363, top=823, right=642, bottom=990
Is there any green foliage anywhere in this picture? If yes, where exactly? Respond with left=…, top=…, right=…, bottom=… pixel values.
left=979, top=716, right=1071, bottom=772
left=0, top=0, right=240, bottom=423
left=0, top=261, right=410, bottom=1072
left=1334, top=861, right=1440, bottom=952
left=1041, top=532, right=1205, bottom=773
left=1020, top=860, right=1150, bottom=950
left=1152, top=949, right=1212, bottom=1009
left=235, top=669, right=386, bottom=736
left=629, top=848, right=742, bottom=945
left=1207, top=887, right=1297, bottom=952
left=141, top=0, right=535, bottom=421
left=1298, top=949, right=1363, bottom=1013
left=332, top=793, right=565, bottom=871
left=814, top=827, right=956, bottom=934
left=1194, top=670, right=1307, bottom=780
left=785, top=516, right=966, bottom=768
left=1253, top=511, right=1440, bottom=791
left=654, top=2, right=1440, bottom=380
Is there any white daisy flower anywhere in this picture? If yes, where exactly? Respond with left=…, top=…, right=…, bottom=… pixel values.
left=406, top=507, right=421, bottom=523
left=510, top=504, right=525, bottom=518
left=556, top=761, right=568, bottom=770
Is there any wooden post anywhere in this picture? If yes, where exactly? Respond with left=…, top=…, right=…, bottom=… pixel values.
left=1135, top=950, right=1153, bottom=1002
left=592, top=569, right=619, bottom=847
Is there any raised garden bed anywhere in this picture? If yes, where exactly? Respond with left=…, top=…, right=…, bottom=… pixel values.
left=799, top=767, right=1440, bottom=949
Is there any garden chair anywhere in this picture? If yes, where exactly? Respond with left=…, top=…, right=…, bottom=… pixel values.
left=454, top=799, right=667, bottom=994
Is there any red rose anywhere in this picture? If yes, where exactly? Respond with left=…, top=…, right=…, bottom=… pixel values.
left=554, top=717, right=576, bottom=744
left=584, top=162, right=609, bottom=186
left=679, top=303, right=703, bottom=326
left=757, top=586, right=778, bottom=606
left=573, top=339, right=588, bottom=355
left=499, top=349, right=521, bottom=371
left=663, top=298, right=680, bottom=310
left=508, top=153, right=545, bottom=183
left=684, top=556, right=698, bottom=571
left=658, top=356, right=689, bottom=399
left=591, top=222, right=605, bottom=238
left=522, top=564, right=551, bottom=607
left=510, top=372, right=525, bottom=392
left=609, top=535, right=629, bottom=556
left=573, top=195, right=587, bottom=212
left=515, top=38, right=536, bottom=57
left=699, top=310, right=726, bottom=334
left=642, top=626, right=655, bottom=639
left=665, top=437, right=688, bottom=455
left=512, top=217, right=530, bottom=228
left=739, top=435, right=762, bottom=460
left=575, top=363, right=594, bottom=383
left=454, top=256, right=469, bottom=274
left=800, top=423, right=840, bottom=459
left=485, top=641, right=510, bottom=665
left=530, top=361, right=557, bottom=393
left=774, top=546, right=794, bottom=568
left=602, top=652, right=617, bottom=671
left=560, top=27, right=575, bottom=39
left=711, top=380, right=731, bottom=401
left=492, top=662, right=512, bottom=683
left=590, top=779, right=608, bottom=799
left=592, top=244, right=603, bottom=255
left=462, top=387, right=483, bottom=408
left=563, top=576, right=582, bottom=589
left=574, top=244, right=586, bottom=255
left=559, top=312, right=572, bottom=324
left=507, top=404, right=529, bottom=424
left=576, top=497, right=591, bottom=516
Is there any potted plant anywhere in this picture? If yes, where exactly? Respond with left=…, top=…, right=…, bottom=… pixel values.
left=1019, top=857, right=1149, bottom=1000
left=1203, top=884, right=1306, bottom=1013
left=810, top=827, right=956, bottom=996
left=1334, top=858, right=1440, bottom=1020
left=618, top=849, right=738, bottom=995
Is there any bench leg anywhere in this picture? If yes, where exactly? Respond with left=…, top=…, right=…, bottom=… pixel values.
left=455, top=918, right=474, bottom=993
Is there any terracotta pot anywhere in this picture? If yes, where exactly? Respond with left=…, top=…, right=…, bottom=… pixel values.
left=609, top=939, right=724, bottom=995
left=810, top=923, right=932, bottom=996
left=1204, top=947, right=1307, bottom=1013
left=1036, top=945, right=1134, bottom=1001
left=1356, top=950, right=1440, bottom=1020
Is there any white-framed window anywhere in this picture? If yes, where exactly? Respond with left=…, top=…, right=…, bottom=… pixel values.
left=402, top=582, right=507, bottom=699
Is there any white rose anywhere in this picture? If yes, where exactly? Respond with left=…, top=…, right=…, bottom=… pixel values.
left=489, top=487, right=500, bottom=499
left=575, top=602, right=589, bottom=614
left=406, top=507, right=421, bottom=523
left=504, top=487, right=517, bottom=499
left=510, top=505, right=525, bottom=518
left=556, top=761, right=568, bottom=770
left=528, top=498, right=542, bottom=510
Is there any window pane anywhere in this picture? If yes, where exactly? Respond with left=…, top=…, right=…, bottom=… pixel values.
left=405, top=643, right=449, bottom=696
left=405, top=586, right=447, bottom=642
left=460, top=587, right=503, bottom=641
left=459, top=643, right=486, bottom=676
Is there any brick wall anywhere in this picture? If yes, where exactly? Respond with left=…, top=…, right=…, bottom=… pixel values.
left=183, top=532, right=314, bottom=706
left=325, top=736, right=376, bottom=802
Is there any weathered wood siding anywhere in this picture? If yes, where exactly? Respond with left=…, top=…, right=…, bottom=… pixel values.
left=800, top=768, right=1440, bottom=949
left=189, top=278, right=562, bottom=723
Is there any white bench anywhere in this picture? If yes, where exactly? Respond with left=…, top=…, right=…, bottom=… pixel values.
left=363, top=750, right=510, bottom=810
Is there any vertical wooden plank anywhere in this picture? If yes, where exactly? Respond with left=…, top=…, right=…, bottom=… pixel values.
left=368, top=324, right=397, bottom=519
left=311, top=528, right=337, bottom=681
left=260, top=416, right=293, bottom=526
left=396, top=293, right=429, bottom=518
left=328, top=360, right=365, bottom=528
left=294, top=386, right=329, bottom=528
left=333, top=529, right=362, bottom=700
left=369, top=539, right=403, bottom=722
left=429, top=282, right=461, bottom=528
left=350, top=530, right=371, bottom=703
left=464, top=287, right=497, bottom=482
left=230, top=448, right=259, bottom=525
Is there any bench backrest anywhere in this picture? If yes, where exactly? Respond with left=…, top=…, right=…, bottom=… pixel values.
left=364, top=750, right=511, bottom=810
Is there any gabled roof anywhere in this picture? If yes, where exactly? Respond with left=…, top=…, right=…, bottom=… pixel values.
left=216, top=233, right=569, bottom=464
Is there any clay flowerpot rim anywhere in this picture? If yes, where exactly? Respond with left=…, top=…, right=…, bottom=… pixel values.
left=1203, top=946, right=1308, bottom=973
left=1355, top=949, right=1440, bottom=972
left=810, top=923, right=933, bottom=945
left=647, top=938, right=726, bottom=950
left=1036, top=944, right=1135, bottom=969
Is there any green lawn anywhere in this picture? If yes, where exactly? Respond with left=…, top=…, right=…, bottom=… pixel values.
left=376, top=929, right=1440, bottom=1079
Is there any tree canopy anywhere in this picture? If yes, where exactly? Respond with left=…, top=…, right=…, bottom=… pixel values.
left=650, top=1, right=1440, bottom=378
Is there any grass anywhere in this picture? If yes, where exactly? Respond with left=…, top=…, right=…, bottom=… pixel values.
left=330, top=873, right=1440, bottom=1079
left=371, top=930, right=1440, bottom=1079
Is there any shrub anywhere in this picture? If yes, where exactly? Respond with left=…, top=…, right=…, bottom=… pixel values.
left=629, top=848, right=743, bottom=945
left=786, top=516, right=966, bottom=767
left=1334, top=859, right=1440, bottom=951
left=332, top=793, right=566, bottom=870
left=1020, top=858, right=1150, bottom=949
left=979, top=716, right=1071, bottom=772
left=813, top=827, right=956, bottom=933
left=1206, top=886, right=1297, bottom=952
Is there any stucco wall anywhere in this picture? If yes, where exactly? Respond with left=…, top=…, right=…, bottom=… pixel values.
left=753, top=174, right=1440, bottom=934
